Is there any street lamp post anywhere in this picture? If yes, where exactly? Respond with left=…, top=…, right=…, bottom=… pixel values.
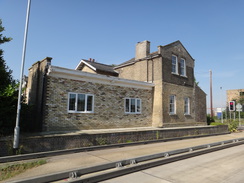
left=13, top=0, right=31, bottom=149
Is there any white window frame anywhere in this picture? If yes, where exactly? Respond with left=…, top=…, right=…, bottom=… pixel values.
left=125, top=98, right=142, bottom=114
left=68, top=92, right=94, bottom=113
left=169, top=95, right=176, bottom=115
left=172, top=55, right=178, bottom=74
left=180, top=58, right=186, bottom=77
left=184, top=97, right=190, bottom=115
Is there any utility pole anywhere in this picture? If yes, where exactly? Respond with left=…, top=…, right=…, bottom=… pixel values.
left=13, top=0, right=31, bottom=149
left=220, top=87, right=223, bottom=123
left=210, top=70, right=214, bottom=119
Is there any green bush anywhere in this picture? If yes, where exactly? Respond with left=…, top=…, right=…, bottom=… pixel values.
left=0, top=94, right=35, bottom=136
left=228, top=120, right=239, bottom=132
left=210, top=122, right=224, bottom=126
left=207, top=115, right=215, bottom=125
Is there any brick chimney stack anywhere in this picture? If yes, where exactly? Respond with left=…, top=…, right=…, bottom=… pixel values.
left=135, top=40, right=150, bottom=60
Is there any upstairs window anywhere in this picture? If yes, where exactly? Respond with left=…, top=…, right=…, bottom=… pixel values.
left=169, top=95, right=176, bottom=114
left=68, top=93, right=94, bottom=113
left=172, top=55, right=178, bottom=74
left=125, top=98, right=141, bottom=114
left=180, top=58, right=186, bottom=76
left=184, top=97, right=190, bottom=115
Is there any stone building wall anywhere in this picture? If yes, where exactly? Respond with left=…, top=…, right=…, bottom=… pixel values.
left=115, top=61, right=146, bottom=82
left=163, top=82, right=195, bottom=125
left=115, top=56, right=164, bottom=127
left=194, top=84, right=207, bottom=122
left=43, top=76, right=153, bottom=131
left=26, top=57, right=51, bottom=106
left=115, top=41, right=206, bottom=127
left=80, top=65, right=96, bottom=74
left=226, top=89, right=244, bottom=103
left=26, top=57, right=52, bottom=130
left=160, top=43, right=194, bottom=87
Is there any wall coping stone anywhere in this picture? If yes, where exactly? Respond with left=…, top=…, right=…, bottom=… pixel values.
left=6, top=126, right=225, bottom=139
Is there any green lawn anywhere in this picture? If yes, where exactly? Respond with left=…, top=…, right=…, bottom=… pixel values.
left=0, top=159, right=46, bottom=181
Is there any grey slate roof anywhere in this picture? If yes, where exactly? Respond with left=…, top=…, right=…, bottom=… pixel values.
left=115, top=51, right=159, bottom=69
left=76, top=59, right=118, bottom=76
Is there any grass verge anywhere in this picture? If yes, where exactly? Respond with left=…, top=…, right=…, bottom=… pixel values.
left=0, top=159, right=47, bottom=181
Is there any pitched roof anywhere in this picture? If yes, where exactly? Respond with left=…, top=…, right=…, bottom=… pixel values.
left=76, top=59, right=118, bottom=76
left=161, top=40, right=194, bottom=61
left=114, top=51, right=159, bottom=69
left=115, top=40, right=194, bottom=69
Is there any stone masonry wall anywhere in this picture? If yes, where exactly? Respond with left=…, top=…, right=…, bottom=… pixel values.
left=80, top=65, right=96, bottom=74
left=163, top=82, right=195, bottom=126
left=195, top=85, right=207, bottom=122
left=161, top=43, right=194, bottom=87
left=0, top=125, right=229, bottom=156
left=43, top=76, right=153, bottom=131
left=227, top=89, right=244, bottom=103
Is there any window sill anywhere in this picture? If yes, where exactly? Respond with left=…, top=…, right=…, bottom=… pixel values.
left=171, top=72, right=179, bottom=76
left=180, top=75, right=188, bottom=78
left=169, top=113, right=177, bottom=116
left=125, top=112, right=142, bottom=114
left=68, top=111, right=94, bottom=114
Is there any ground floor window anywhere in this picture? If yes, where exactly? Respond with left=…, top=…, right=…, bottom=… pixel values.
left=169, top=95, right=176, bottom=114
left=125, top=98, right=141, bottom=114
left=68, top=92, right=94, bottom=113
left=184, top=97, right=190, bottom=115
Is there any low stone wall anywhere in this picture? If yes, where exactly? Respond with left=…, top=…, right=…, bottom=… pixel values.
left=0, top=125, right=229, bottom=156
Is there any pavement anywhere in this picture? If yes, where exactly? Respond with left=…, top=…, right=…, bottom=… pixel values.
left=103, top=144, right=244, bottom=183
left=3, top=132, right=244, bottom=183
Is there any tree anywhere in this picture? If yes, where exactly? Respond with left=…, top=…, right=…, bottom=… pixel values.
left=0, top=19, right=16, bottom=136
left=0, top=19, right=34, bottom=136
left=0, top=19, right=13, bottom=94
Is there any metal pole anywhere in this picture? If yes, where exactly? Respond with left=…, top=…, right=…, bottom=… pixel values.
left=220, top=87, right=223, bottom=123
left=239, top=110, right=241, bottom=126
left=13, top=0, right=31, bottom=149
left=209, top=70, right=214, bottom=119
left=225, top=106, right=227, bottom=122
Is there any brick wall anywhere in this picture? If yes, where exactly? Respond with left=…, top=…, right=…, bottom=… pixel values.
left=163, top=82, right=195, bottom=125
left=227, top=89, right=244, bottom=103
left=43, top=76, right=153, bottom=131
left=194, top=84, right=207, bottom=122
left=115, top=41, right=206, bottom=127
left=26, top=57, right=52, bottom=130
left=80, top=65, right=96, bottom=74
left=160, top=43, right=195, bottom=87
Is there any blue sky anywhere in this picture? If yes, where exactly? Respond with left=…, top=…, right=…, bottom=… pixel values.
left=1, top=0, right=244, bottom=112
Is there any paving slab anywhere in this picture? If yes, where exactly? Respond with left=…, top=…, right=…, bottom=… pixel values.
left=103, top=144, right=244, bottom=183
